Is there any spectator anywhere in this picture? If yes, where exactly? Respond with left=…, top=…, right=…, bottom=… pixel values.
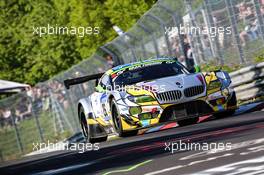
left=202, top=35, right=213, bottom=59
left=41, top=88, right=51, bottom=111
left=238, top=2, right=253, bottom=22
left=2, top=108, right=12, bottom=126
left=33, top=87, right=43, bottom=111
left=178, top=55, right=187, bottom=67
left=238, top=3, right=258, bottom=46
left=15, top=99, right=32, bottom=121
left=106, top=55, right=114, bottom=69
left=171, top=37, right=181, bottom=57
left=183, top=35, right=195, bottom=70
left=240, top=18, right=259, bottom=46
left=25, top=86, right=33, bottom=98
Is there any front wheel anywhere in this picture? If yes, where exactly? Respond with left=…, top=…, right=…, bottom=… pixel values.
left=79, top=106, right=107, bottom=143
left=79, top=106, right=89, bottom=139
left=111, top=100, right=138, bottom=137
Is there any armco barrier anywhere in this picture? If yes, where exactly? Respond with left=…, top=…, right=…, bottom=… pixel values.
left=230, top=62, right=264, bottom=101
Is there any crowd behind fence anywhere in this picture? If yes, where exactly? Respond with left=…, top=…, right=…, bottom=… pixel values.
left=1, top=0, right=264, bottom=162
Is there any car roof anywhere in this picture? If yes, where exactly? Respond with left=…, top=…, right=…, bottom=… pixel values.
left=105, top=57, right=178, bottom=76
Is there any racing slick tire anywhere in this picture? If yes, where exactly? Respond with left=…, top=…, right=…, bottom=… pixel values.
left=213, top=91, right=237, bottom=118
left=79, top=106, right=107, bottom=143
left=177, top=117, right=199, bottom=126
left=111, top=100, right=138, bottom=137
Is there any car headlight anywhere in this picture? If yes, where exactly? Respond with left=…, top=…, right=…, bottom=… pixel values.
left=127, top=95, right=156, bottom=103
left=129, top=106, right=142, bottom=115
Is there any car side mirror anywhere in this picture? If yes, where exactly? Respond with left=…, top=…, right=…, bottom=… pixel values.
left=194, top=65, right=201, bottom=73
left=95, top=86, right=100, bottom=92
left=95, top=85, right=105, bottom=93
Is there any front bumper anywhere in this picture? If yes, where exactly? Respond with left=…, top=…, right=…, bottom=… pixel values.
left=121, top=92, right=236, bottom=131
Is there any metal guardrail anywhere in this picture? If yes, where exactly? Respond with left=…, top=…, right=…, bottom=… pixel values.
left=230, top=62, right=264, bottom=101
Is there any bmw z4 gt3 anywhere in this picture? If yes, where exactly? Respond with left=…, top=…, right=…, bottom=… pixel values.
left=64, top=57, right=237, bottom=143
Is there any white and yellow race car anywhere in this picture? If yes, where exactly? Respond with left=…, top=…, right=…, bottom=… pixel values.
left=64, top=57, right=237, bottom=142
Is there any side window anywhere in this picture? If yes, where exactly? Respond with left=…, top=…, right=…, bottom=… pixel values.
left=99, top=75, right=110, bottom=89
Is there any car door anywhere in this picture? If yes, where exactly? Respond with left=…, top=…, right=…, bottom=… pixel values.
left=93, top=74, right=112, bottom=123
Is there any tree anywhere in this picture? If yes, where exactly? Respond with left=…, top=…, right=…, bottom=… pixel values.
left=0, top=0, right=157, bottom=85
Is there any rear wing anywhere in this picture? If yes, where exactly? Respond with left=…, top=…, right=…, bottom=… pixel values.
left=64, top=73, right=104, bottom=89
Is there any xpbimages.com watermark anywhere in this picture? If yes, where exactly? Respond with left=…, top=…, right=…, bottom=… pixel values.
left=32, top=24, right=100, bottom=37
left=165, top=24, right=232, bottom=38
left=164, top=140, right=232, bottom=154
left=104, top=83, right=166, bottom=95
left=32, top=140, right=100, bottom=153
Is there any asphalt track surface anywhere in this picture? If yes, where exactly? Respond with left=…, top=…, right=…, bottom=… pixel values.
left=0, top=103, right=264, bottom=175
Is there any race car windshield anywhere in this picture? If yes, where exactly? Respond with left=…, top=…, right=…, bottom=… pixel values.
left=113, top=62, right=187, bottom=86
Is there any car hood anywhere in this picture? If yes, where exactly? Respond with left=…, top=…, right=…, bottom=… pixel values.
left=132, top=73, right=205, bottom=93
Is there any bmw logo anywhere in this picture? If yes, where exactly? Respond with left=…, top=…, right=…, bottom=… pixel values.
left=176, top=82, right=183, bottom=88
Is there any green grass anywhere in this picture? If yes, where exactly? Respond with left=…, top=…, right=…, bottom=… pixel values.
left=0, top=112, right=72, bottom=161
left=200, top=60, right=243, bottom=73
